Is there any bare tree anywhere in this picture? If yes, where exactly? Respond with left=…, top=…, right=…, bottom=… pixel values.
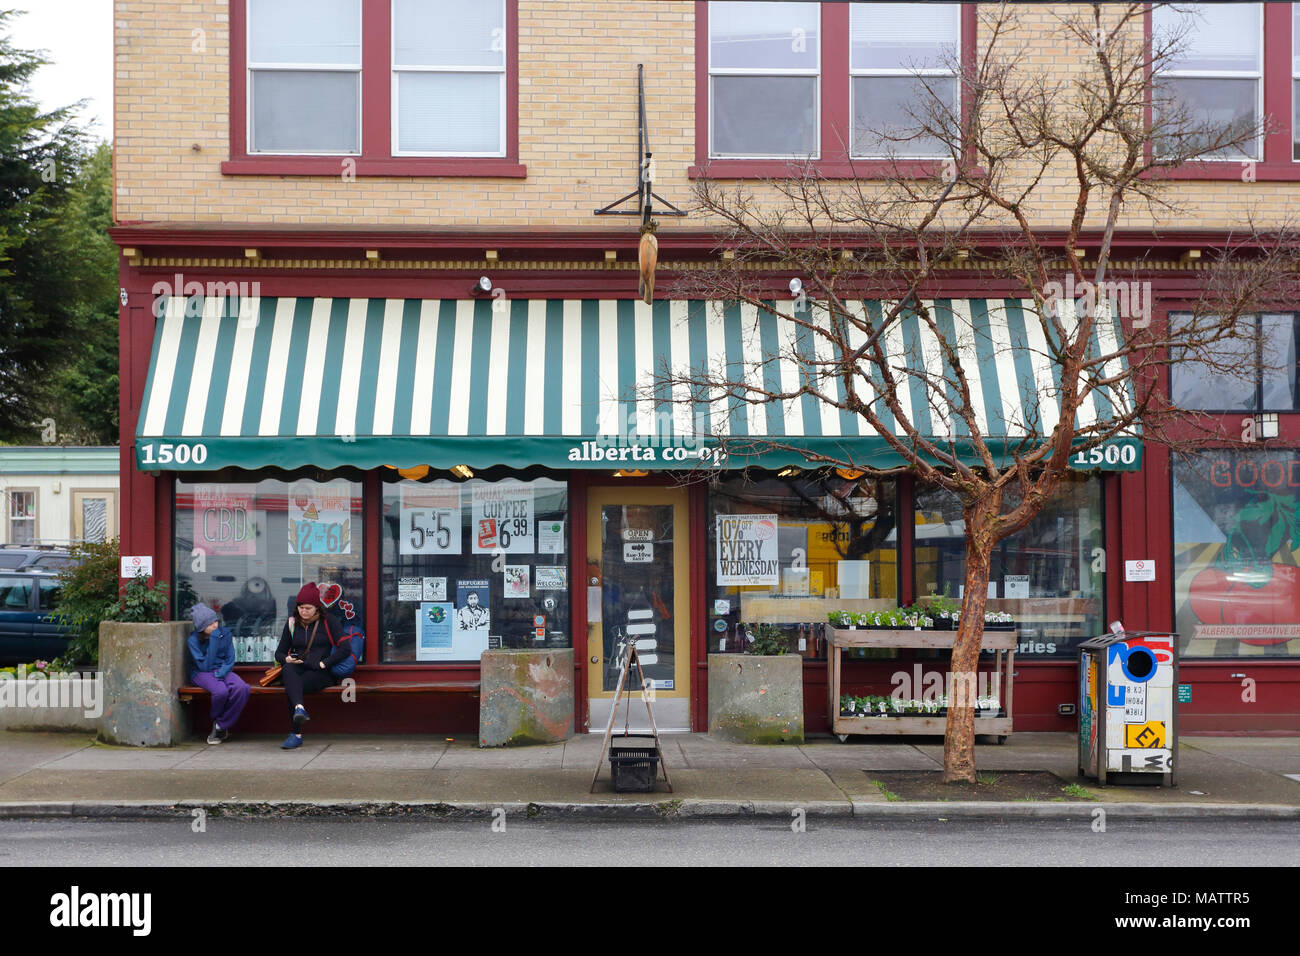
left=660, top=3, right=1300, bottom=782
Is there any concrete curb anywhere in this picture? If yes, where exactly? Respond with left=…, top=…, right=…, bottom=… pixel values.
left=1, top=799, right=1296, bottom=821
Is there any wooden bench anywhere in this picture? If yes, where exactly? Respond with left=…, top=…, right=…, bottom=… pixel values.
left=178, top=680, right=480, bottom=703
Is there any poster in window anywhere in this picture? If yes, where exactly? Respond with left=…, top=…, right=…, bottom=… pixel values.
left=287, top=480, right=352, bottom=555
left=715, top=514, right=780, bottom=586
left=471, top=480, right=535, bottom=554
left=416, top=602, right=454, bottom=660
left=455, top=579, right=492, bottom=634
left=504, top=565, right=530, bottom=599
left=535, top=566, right=568, bottom=590
left=399, top=481, right=462, bottom=555
left=192, top=484, right=259, bottom=556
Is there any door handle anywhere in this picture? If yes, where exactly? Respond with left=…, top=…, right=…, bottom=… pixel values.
left=590, top=656, right=599, bottom=664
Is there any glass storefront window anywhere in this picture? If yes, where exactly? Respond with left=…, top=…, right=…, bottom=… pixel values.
left=380, top=473, right=569, bottom=662
left=174, top=474, right=366, bottom=663
left=707, top=472, right=899, bottom=657
left=914, top=477, right=1104, bottom=658
left=1174, top=451, right=1300, bottom=658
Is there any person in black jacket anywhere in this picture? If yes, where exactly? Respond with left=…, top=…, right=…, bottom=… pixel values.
left=274, top=583, right=349, bottom=750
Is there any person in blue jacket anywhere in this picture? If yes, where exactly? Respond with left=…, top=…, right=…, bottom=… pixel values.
left=187, top=604, right=251, bottom=744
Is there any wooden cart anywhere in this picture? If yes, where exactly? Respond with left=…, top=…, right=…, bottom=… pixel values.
left=826, top=627, right=1017, bottom=742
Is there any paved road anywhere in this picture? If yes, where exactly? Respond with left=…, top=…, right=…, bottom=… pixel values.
left=3, top=817, right=1298, bottom=867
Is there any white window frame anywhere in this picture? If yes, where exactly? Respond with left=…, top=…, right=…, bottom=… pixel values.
left=848, top=2, right=960, bottom=160
left=390, top=0, right=508, bottom=158
left=7, top=489, right=37, bottom=546
left=707, top=1, right=822, bottom=160
left=246, top=0, right=364, bottom=156
left=1156, top=2, right=1264, bottom=162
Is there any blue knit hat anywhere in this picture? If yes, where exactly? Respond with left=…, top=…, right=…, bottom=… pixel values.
left=191, top=604, right=219, bottom=632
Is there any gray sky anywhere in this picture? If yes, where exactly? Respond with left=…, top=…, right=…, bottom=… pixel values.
left=6, top=1, right=113, bottom=141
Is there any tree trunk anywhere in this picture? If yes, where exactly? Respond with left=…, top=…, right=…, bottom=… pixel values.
left=942, top=493, right=1001, bottom=783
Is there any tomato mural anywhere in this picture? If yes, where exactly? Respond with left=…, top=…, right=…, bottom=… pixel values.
left=1184, top=490, right=1300, bottom=647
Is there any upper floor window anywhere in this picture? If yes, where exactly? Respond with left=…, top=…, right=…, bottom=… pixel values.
left=1170, top=313, right=1299, bottom=412
left=227, top=0, right=523, bottom=177
left=695, top=1, right=972, bottom=177
left=1153, top=2, right=1263, bottom=161
left=850, top=2, right=960, bottom=158
left=393, top=0, right=507, bottom=156
left=708, top=1, right=821, bottom=158
left=248, top=0, right=363, bottom=155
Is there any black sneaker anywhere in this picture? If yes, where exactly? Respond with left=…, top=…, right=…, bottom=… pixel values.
left=216, top=727, right=230, bottom=741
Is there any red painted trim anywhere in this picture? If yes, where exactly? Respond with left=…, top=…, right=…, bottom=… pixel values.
left=1105, top=471, right=1124, bottom=626
left=898, top=474, right=914, bottom=606
left=688, top=160, right=949, bottom=180
left=690, top=480, right=707, bottom=731
left=570, top=471, right=588, bottom=732
left=225, top=0, right=524, bottom=178
left=363, top=469, right=381, bottom=649
left=119, top=267, right=159, bottom=565
left=821, top=1, right=848, bottom=164
left=694, top=0, right=709, bottom=169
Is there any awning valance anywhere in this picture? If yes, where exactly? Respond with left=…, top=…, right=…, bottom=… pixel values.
left=135, top=296, right=1140, bottom=473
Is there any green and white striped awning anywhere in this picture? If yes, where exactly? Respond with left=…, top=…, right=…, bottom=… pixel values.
left=135, top=296, right=1140, bottom=473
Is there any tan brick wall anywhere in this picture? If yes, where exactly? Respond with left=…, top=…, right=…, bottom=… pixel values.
left=114, top=1, right=1299, bottom=234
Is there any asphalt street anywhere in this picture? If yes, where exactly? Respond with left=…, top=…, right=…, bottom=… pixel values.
left=3, top=817, right=1297, bottom=867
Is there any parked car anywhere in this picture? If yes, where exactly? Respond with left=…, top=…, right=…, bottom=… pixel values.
left=0, top=570, right=71, bottom=666
left=0, top=545, right=76, bottom=571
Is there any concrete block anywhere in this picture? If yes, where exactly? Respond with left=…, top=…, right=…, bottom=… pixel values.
left=479, top=649, right=574, bottom=747
left=707, top=654, right=804, bottom=745
left=0, top=675, right=102, bottom=732
left=98, top=621, right=191, bottom=747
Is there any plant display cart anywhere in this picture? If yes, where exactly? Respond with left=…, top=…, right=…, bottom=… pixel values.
left=827, top=627, right=1017, bottom=743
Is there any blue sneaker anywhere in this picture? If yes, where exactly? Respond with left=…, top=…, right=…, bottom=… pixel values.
left=292, top=705, right=309, bottom=727
left=281, top=734, right=303, bottom=750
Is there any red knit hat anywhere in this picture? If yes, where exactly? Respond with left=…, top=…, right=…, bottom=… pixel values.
left=296, top=582, right=321, bottom=606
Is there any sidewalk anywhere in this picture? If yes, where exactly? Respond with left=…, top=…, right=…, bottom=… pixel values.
left=0, top=730, right=1296, bottom=820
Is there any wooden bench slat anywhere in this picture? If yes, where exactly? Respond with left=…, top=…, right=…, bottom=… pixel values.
left=179, top=681, right=480, bottom=701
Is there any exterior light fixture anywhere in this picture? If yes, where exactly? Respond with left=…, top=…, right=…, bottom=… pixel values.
left=777, top=466, right=801, bottom=478
left=789, top=278, right=803, bottom=297
left=449, top=464, right=475, bottom=479
left=471, top=276, right=493, bottom=296
left=613, top=469, right=649, bottom=478
left=835, top=467, right=865, bottom=480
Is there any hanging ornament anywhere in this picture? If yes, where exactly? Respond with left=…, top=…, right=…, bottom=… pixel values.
left=638, top=222, right=659, bottom=305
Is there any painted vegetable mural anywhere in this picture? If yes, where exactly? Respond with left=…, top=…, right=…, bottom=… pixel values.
left=1187, top=492, right=1300, bottom=646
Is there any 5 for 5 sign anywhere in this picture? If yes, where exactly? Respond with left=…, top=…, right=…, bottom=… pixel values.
left=400, top=481, right=462, bottom=556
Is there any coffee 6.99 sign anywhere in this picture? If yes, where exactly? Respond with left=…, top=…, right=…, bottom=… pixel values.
left=1174, top=453, right=1300, bottom=657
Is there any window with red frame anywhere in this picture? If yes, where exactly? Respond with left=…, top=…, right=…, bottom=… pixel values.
left=695, top=1, right=973, bottom=177
left=1150, top=2, right=1300, bottom=180
left=226, top=0, right=520, bottom=176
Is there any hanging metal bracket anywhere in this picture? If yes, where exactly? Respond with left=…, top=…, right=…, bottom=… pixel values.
left=593, top=63, right=688, bottom=224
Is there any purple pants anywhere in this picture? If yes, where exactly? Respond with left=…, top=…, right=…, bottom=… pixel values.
left=192, top=671, right=251, bottom=731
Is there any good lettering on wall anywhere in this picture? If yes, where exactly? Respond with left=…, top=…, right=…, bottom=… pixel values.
left=287, top=480, right=352, bottom=555
left=192, top=484, right=258, bottom=556
left=716, top=514, right=780, bottom=586
left=399, top=481, right=462, bottom=555
left=471, top=480, right=535, bottom=554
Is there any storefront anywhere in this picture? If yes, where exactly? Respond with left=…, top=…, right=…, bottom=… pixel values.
left=114, top=263, right=1300, bottom=735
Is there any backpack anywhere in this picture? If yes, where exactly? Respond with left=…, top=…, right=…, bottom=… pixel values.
left=326, top=616, right=365, bottom=679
